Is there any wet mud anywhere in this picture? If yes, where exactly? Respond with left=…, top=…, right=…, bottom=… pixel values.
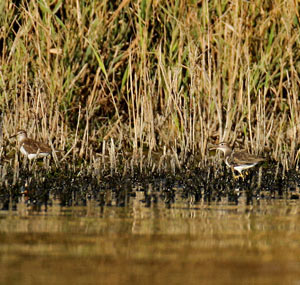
left=1, top=158, right=300, bottom=211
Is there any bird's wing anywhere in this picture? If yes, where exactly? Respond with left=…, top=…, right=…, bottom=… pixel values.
left=23, top=139, right=52, bottom=153
left=231, top=150, right=265, bottom=165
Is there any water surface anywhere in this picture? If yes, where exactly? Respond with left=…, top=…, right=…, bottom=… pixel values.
left=1, top=192, right=300, bottom=284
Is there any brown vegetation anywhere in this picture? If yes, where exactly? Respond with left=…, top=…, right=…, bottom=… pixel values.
left=1, top=0, right=300, bottom=173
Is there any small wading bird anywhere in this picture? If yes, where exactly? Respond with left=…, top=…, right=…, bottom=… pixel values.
left=210, top=142, right=265, bottom=180
left=10, top=130, right=60, bottom=160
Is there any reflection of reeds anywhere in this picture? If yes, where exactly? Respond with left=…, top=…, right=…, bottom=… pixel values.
left=1, top=1, right=300, bottom=173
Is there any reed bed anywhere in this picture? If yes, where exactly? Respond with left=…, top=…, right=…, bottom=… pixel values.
left=1, top=0, right=300, bottom=176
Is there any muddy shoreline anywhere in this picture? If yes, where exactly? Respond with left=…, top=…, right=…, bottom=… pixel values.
left=1, top=158, right=300, bottom=211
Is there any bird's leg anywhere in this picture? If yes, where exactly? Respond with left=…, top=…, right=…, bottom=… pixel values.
left=239, top=172, right=245, bottom=181
left=233, top=174, right=240, bottom=180
left=231, top=166, right=245, bottom=180
left=234, top=173, right=244, bottom=180
left=231, top=167, right=241, bottom=180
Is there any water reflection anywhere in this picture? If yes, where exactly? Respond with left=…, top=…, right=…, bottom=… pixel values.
left=1, top=190, right=300, bottom=284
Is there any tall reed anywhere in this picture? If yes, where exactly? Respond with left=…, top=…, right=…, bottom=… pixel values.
left=0, top=0, right=299, bottom=171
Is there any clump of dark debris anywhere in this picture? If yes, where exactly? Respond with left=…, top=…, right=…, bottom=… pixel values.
left=0, top=159, right=300, bottom=211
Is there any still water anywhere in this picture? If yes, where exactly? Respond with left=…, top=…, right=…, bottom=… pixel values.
left=1, top=191, right=300, bottom=285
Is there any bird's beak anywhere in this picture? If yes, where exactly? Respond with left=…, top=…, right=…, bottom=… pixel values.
left=9, top=133, right=17, bottom=139
left=209, top=145, right=219, bottom=151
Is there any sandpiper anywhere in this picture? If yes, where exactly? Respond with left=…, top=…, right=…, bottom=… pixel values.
left=10, top=130, right=60, bottom=160
left=210, top=142, right=265, bottom=180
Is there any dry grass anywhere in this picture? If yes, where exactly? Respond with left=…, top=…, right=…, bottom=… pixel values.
left=1, top=0, right=300, bottom=172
